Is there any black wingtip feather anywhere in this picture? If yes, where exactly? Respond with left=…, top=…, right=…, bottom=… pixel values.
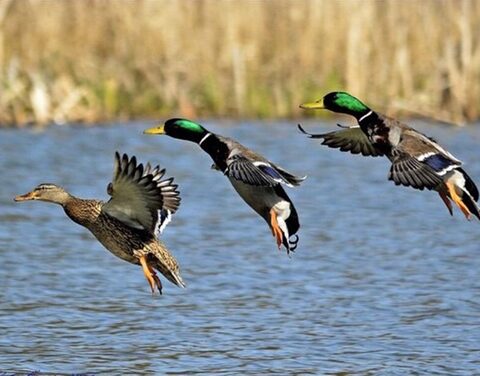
left=115, top=152, right=181, bottom=212
left=297, top=123, right=327, bottom=139
left=297, top=124, right=312, bottom=137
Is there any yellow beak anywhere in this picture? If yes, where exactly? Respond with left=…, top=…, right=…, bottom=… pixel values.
left=14, top=191, right=36, bottom=202
left=143, top=124, right=165, bottom=135
left=299, top=98, right=325, bottom=110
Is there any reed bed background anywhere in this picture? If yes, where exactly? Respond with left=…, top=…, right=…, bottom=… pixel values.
left=0, top=0, right=479, bottom=127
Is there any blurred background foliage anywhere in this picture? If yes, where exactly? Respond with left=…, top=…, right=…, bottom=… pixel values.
left=0, top=0, right=479, bottom=127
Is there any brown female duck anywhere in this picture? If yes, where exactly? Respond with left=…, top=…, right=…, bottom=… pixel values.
left=14, top=152, right=184, bottom=294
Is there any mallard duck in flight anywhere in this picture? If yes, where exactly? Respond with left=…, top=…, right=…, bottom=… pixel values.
left=14, top=152, right=184, bottom=294
left=299, top=91, right=480, bottom=220
left=144, top=118, right=305, bottom=253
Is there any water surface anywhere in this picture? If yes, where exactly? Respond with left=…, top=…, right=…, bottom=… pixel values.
left=0, top=120, right=479, bottom=375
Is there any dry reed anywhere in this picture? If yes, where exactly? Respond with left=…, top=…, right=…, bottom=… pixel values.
left=0, top=0, right=479, bottom=126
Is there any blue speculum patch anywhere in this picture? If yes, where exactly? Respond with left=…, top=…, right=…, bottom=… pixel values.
left=423, top=154, right=454, bottom=171
left=259, top=165, right=282, bottom=179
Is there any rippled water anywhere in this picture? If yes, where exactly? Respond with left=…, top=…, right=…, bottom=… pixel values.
left=0, top=120, right=479, bottom=375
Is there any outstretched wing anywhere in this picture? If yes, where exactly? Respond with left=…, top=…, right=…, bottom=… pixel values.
left=102, top=152, right=181, bottom=234
left=298, top=123, right=384, bottom=157
left=225, top=154, right=304, bottom=187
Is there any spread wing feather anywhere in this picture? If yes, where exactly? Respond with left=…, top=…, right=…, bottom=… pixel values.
left=269, top=163, right=306, bottom=186
left=388, top=153, right=443, bottom=190
left=298, top=124, right=383, bottom=157
left=225, top=155, right=278, bottom=186
left=102, top=152, right=181, bottom=234
left=225, top=154, right=304, bottom=187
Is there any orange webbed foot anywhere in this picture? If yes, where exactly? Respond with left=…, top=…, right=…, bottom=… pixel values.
left=438, top=190, right=453, bottom=216
left=269, top=209, right=283, bottom=249
left=446, top=181, right=471, bottom=220
left=139, top=255, right=162, bottom=294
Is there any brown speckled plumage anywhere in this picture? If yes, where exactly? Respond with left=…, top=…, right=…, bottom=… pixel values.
left=63, top=197, right=183, bottom=287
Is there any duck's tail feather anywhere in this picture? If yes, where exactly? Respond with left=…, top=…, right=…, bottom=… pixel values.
left=164, top=267, right=186, bottom=288
left=461, top=191, right=480, bottom=220
left=272, top=186, right=301, bottom=254
left=150, top=255, right=186, bottom=289
left=277, top=216, right=300, bottom=255
left=457, top=168, right=479, bottom=201
left=445, top=168, right=480, bottom=220
left=283, top=234, right=299, bottom=253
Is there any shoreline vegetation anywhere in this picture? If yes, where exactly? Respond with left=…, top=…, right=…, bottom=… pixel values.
left=1, top=0, right=479, bottom=128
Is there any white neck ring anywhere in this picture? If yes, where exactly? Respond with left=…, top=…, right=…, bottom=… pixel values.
left=198, top=133, right=212, bottom=147
left=359, top=110, right=373, bottom=123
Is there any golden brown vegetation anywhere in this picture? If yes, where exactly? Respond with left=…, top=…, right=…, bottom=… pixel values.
left=1, top=0, right=479, bottom=126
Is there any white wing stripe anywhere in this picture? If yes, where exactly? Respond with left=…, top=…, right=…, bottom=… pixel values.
left=156, top=210, right=172, bottom=235
left=417, top=152, right=435, bottom=161
left=438, top=165, right=458, bottom=176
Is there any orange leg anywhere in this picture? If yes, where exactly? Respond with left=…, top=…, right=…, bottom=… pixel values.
left=269, top=209, right=283, bottom=249
left=438, top=190, right=453, bottom=216
left=139, top=255, right=162, bottom=294
left=147, top=264, right=162, bottom=294
left=446, top=181, right=471, bottom=220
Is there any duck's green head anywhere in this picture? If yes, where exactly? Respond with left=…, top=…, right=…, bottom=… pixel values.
left=300, top=92, right=370, bottom=119
left=144, top=118, right=208, bottom=143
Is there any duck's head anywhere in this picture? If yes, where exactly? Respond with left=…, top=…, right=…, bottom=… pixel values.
left=300, top=92, right=370, bottom=119
left=144, top=118, right=209, bottom=143
left=14, top=183, right=71, bottom=205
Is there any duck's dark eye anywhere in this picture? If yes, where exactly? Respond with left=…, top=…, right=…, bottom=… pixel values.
left=107, top=183, right=113, bottom=195
left=36, top=184, right=55, bottom=191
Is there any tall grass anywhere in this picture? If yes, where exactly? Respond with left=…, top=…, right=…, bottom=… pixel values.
left=0, top=0, right=479, bottom=126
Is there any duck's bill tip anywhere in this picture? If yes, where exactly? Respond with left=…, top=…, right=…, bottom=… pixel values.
left=14, top=192, right=34, bottom=202
left=299, top=101, right=325, bottom=110
left=143, top=125, right=165, bottom=135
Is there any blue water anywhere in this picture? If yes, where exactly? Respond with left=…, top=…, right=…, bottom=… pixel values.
left=0, top=120, right=479, bottom=375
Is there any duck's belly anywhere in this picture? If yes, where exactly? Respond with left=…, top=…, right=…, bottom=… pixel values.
left=85, top=221, right=147, bottom=265
left=228, top=178, right=290, bottom=220
left=93, top=234, right=139, bottom=264
left=65, top=204, right=146, bottom=265
left=443, top=169, right=465, bottom=194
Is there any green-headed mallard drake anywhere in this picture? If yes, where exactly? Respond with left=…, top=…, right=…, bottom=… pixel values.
left=14, top=152, right=184, bottom=294
left=144, top=118, right=305, bottom=253
left=299, top=91, right=480, bottom=220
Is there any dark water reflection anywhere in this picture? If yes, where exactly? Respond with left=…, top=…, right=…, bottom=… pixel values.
left=0, top=120, right=479, bottom=374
